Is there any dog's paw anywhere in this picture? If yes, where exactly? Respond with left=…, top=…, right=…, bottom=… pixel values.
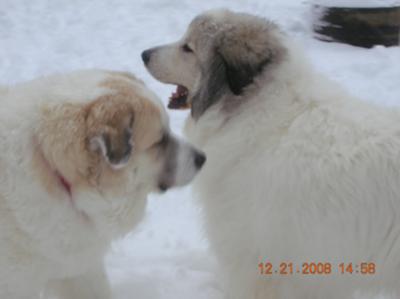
left=85, top=97, right=134, bottom=170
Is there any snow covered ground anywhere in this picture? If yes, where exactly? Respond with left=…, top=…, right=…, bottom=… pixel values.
left=0, top=0, right=399, bottom=298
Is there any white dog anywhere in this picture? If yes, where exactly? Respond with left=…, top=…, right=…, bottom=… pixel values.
left=0, top=70, right=205, bottom=299
left=143, top=9, right=400, bottom=299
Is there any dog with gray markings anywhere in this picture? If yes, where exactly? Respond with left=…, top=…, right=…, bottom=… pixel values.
left=0, top=69, right=205, bottom=299
left=143, top=9, right=400, bottom=299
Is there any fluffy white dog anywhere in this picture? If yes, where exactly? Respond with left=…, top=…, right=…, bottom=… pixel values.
left=143, top=9, right=400, bottom=299
left=0, top=70, right=205, bottom=299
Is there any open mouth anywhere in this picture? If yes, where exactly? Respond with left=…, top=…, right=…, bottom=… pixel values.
left=168, top=85, right=190, bottom=110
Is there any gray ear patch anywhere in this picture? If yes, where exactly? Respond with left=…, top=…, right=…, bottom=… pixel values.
left=215, top=15, right=286, bottom=95
left=191, top=52, right=228, bottom=120
left=89, top=129, right=133, bottom=170
left=223, top=56, right=271, bottom=95
left=189, top=12, right=287, bottom=119
left=190, top=49, right=272, bottom=120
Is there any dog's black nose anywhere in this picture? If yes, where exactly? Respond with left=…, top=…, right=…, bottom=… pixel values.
left=194, top=152, right=206, bottom=169
left=141, top=49, right=152, bottom=65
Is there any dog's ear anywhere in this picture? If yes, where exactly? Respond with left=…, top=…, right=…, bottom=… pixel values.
left=217, top=17, right=283, bottom=95
left=86, top=100, right=135, bottom=170
left=89, top=126, right=133, bottom=170
left=190, top=16, right=285, bottom=119
left=191, top=52, right=228, bottom=119
left=220, top=54, right=271, bottom=95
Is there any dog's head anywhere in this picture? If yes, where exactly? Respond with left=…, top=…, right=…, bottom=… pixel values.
left=142, top=9, right=287, bottom=119
left=35, top=71, right=206, bottom=201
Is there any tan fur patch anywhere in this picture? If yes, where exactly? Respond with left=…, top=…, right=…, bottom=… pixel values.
left=100, top=77, right=163, bottom=150
left=33, top=73, right=164, bottom=198
left=107, top=71, right=143, bottom=84
left=34, top=102, right=91, bottom=194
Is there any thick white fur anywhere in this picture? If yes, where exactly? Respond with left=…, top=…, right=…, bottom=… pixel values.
left=185, top=37, right=400, bottom=298
left=1, top=73, right=106, bottom=299
left=0, top=70, right=200, bottom=299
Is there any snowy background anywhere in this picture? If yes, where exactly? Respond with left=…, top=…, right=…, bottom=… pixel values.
left=0, top=0, right=399, bottom=298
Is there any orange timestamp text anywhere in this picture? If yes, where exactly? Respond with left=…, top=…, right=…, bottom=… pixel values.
left=258, top=262, right=376, bottom=275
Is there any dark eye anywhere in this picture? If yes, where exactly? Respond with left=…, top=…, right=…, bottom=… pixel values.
left=182, top=44, right=193, bottom=53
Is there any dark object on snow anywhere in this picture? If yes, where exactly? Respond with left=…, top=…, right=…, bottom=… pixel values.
left=312, top=4, right=400, bottom=48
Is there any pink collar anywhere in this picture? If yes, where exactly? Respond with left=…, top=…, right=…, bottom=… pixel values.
left=34, top=140, right=91, bottom=221
left=56, top=170, right=72, bottom=197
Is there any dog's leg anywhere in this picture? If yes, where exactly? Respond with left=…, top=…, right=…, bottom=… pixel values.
left=46, top=263, right=111, bottom=299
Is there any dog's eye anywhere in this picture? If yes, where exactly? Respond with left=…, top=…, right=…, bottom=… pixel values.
left=182, top=44, right=193, bottom=53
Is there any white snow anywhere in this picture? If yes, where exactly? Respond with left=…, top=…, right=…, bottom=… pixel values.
left=0, top=0, right=399, bottom=298
left=312, top=0, right=400, bottom=8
